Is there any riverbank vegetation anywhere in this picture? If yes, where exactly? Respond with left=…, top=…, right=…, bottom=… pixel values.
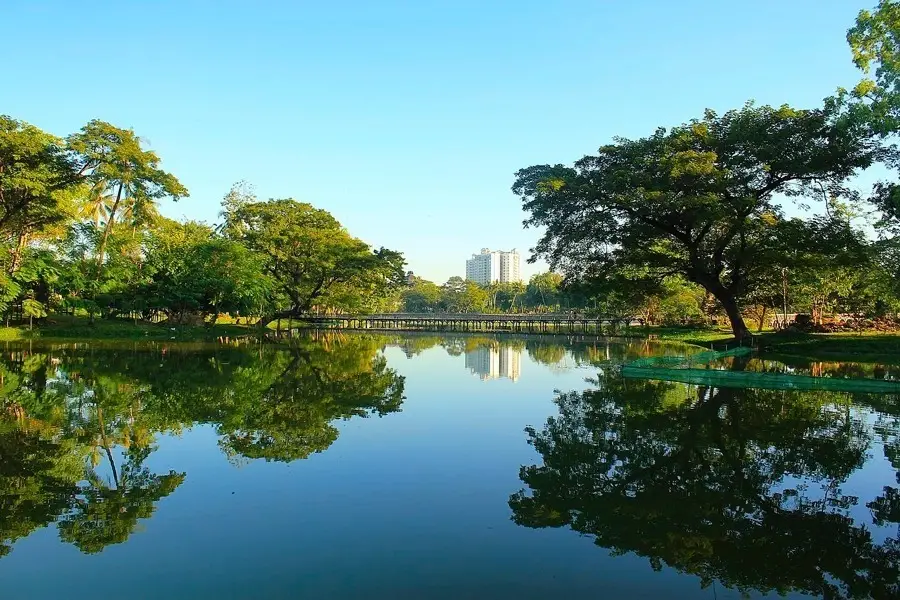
left=0, top=118, right=406, bottom=329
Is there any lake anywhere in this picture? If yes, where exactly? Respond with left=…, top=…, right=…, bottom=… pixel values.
left=0, top=333, right=898, bottom=599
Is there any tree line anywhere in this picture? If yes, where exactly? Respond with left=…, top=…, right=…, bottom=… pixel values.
left=400, top=272, right=562, bottom=314
left=402, top=264, right=899, bottom=333
left=0, top=121, right=406, bottom=327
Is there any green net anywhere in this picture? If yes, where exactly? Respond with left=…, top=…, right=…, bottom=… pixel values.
left=622, top=366, right=900, bottom=393
left=626, top=347, right=753, bottom=370
left=623, top=347, right=900, bottom=394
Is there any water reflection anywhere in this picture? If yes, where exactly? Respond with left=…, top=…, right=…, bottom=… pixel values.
left=509, top=377, right=900, bottom=598
left=465, top=344, right=522, bottom=381
left=390, top=332, right=699, bottom=374
left=0, top=335, right=405, bottom=557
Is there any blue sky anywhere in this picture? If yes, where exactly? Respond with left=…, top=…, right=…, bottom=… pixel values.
left=3, top=0, right=869, bottom=282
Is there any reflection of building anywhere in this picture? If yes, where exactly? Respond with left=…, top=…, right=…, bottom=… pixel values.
left=465, top=249, right=522, bottom=285
left=465, top=344, right=521, bottom=381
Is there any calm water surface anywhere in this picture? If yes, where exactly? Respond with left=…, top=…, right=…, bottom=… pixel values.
left=0, top=333, right=898, bottom=599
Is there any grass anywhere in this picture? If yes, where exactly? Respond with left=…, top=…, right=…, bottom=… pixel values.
left=5, top=314, right=252, bottom=341
left=754, top=330, right=900, bottom=364
left=606, top=324, right=900, bottom=363
left=614, top=325, right=735, bottom=345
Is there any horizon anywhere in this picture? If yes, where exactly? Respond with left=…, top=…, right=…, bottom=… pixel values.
left=4, top=0, right=869, bottom=283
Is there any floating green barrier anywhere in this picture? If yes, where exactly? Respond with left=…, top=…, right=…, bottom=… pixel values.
left=622, top=366, right=900, bottom=393
left=622, top=346, right=900, bottom=394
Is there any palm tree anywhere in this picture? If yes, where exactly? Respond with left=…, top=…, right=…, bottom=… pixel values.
left=78, top=182, right=115, bottom=229
left=119, top=196, right=161, bottom=239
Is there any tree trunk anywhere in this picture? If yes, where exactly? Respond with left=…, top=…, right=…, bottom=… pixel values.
left=8, top=230, right=29, bottom=275
left=756, top=306, right=767, bottom=332
left=716, top=293, right=752, bottom=341
left=97, top=183, right=124, bottom=268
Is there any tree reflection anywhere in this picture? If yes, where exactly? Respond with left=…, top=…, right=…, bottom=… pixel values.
left=58, top=445, right=185, bottom=554
left=0, top=334, right=405, bottom=557
left=509, top=377, right=900, bottom=598
left=210, top=339, right=405, bottom=461
left=0, top=420, right=82, bottom=557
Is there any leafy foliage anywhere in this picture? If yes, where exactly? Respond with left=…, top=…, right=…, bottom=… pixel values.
left=225, top=198, right=405, bottom=322
left=513, top=104, right=891, bottom=338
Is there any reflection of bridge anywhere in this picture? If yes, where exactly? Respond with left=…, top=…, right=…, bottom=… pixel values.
left=296, top=313, right=634, bottom=334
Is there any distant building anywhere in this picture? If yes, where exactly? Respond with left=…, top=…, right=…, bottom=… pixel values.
left=465, top=248, right=521, bottom=285
left=405, top=271, right=416, bottom=286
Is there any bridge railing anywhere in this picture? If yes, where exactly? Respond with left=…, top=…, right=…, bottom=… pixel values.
left=300, top=313, right=635, bottom=322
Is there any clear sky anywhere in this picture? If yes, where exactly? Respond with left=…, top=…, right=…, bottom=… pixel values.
left=3, top=0, right=869, bottom=283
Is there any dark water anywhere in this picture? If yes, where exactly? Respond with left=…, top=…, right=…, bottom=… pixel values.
left=0, top=333, right=898, bottom=599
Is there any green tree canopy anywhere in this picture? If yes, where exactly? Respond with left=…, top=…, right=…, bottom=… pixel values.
left=139, top=218, right=271, bottom=322
left=440, top=276, right=489, bottom=312
left=224, top=198, right=405, bottom=322
left=513, top=103, right=890, bottom=339
left=402, top=277, right=443, bottom=312
left=67, top=120, right=188, bottom=265
left=0, top=116, right=79, bottom=276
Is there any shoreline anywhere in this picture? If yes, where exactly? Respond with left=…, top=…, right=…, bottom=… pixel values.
left=3, top=317, right=898, bottom=364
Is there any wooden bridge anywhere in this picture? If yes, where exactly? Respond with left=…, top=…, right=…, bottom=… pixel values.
left=294, top=313, right=637, bottom=333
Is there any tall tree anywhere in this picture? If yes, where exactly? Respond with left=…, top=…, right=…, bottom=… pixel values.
left=139, top=219, right=271, bottom=323
left=67, top=120, right=187, bottom=266
left=440, top=276, right=489, bottom=312
left=525, top=272, right=563, bottom=310
left=513, top=104, right=889, bottom=339
left=846, top=1, right=900, bottom=228
left=402, top=277, right=443, bottom=312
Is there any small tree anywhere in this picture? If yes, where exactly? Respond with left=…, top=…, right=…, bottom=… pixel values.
left=22, top=298, right=46, bottom=330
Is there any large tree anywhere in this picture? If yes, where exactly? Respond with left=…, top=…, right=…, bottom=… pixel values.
left=440, top=276, right=489, bottom=313
left=139, top=218, right=271, bottom=323
left=513, top=104, right=889, bottom=339
left=846, top=1, right=900, bottom=230
left=401, top=276, right=443, bottom=312
left=224, top=198, right=405, bottom=324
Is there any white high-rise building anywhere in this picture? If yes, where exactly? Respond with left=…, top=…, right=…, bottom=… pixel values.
left=465, top=249, right=521, bottom=285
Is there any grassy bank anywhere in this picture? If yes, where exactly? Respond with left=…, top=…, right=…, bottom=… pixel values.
left=0, top=314, right=251, bottom=341
left=754, top=331, right=900, bottom=363
left=617, top=325, right=900, bottom=363
left=3, top=316, right=897, bottom=362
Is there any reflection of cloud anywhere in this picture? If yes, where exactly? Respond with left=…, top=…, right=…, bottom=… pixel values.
left=465, top=345, right=521, bottom=382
